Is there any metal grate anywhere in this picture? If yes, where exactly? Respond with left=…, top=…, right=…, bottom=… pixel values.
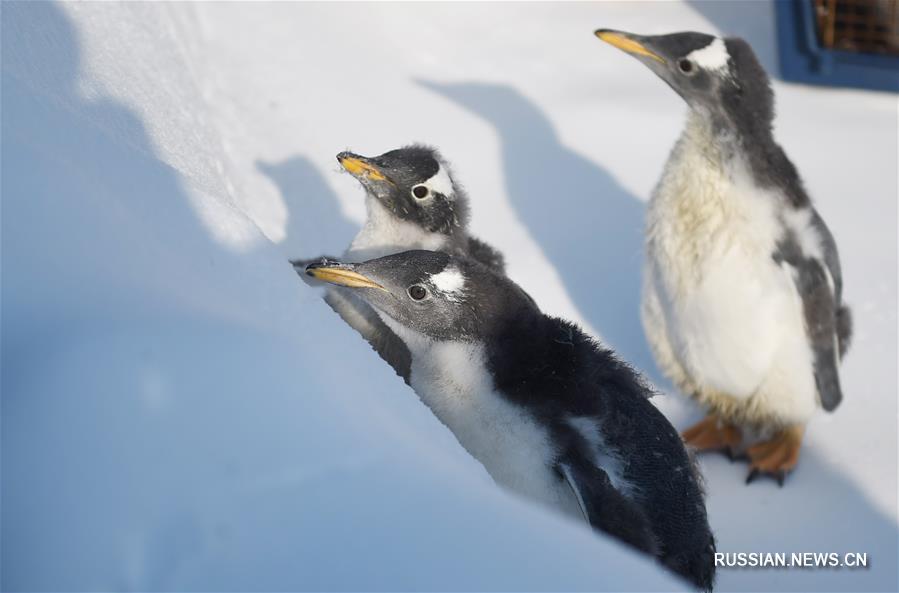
left=813, top=0, right=899, bottom=55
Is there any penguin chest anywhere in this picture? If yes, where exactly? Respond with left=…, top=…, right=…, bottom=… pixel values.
left=408, top=340, right=581, bottom=519
left=345, top=197, right=447, bottom=261
left=647, top=159, right=806, bottom=401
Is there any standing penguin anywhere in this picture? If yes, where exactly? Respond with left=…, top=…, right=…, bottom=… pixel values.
left=292, top=145, right=505, bottom=380
left=595, top=30, right=851, bottom=484
left=306, top=250, right=716, bottom=591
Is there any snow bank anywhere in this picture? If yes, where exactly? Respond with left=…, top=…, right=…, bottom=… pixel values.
left=1, top=2, right=682, bottom=591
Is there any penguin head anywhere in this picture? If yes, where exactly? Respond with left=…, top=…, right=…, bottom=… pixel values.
left=595, top=29, right=774, bottom=129
left=337, top=145, right=469, bottom=235
left=306, top=250, right=534, bottom=342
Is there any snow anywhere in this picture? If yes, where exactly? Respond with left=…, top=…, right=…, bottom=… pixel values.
left=2, top=1, right=895, bottom=591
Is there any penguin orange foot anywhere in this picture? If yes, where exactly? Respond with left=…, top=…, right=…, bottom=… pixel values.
left=682, top=414, right=742, bottom=460
left=745, top=425, right=804, bottom=486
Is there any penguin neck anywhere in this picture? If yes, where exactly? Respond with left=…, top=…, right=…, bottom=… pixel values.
left=684, top=106, right=775, bottom=170
left=345, top=196, right=455, bottom=261
left=381, top=318, right=481, bottom=389
left=671, top=109, right=770, bottom=198
left=683, top=109, right=737, bottom=160
left=378, top=314, right=494, bottom=433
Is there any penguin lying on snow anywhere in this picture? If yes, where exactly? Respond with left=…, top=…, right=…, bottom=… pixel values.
left=306, top=250, right=716, bottom=591
left=291, top=145, right=505, bottom=380
left=596, top=30, right=851, bottom=485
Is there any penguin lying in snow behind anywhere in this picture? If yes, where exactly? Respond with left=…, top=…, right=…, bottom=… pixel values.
left=596, top=30, right=851, bottom=485
left=291, top=145, right=506, bottom=381
left=306, top=250, right=716, bottom=591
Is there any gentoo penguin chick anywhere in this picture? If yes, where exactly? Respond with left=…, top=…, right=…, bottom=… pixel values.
left=333, top=146, right=505, bottom=270
left=596, top=30, right=851, bottom=485
left=307, top=251, right=716, bottom=590
left=291, top=145, right=505, bottom=380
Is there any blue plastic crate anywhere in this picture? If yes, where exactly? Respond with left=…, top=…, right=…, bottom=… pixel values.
left=776, top=0, right=899, bottom=92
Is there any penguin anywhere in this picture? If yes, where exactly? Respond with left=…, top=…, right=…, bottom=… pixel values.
left=291, top=145, right=506, bottom=380
left=306, top=250, right=716, bottom=591
left=595, top=30, right=851, bottom=485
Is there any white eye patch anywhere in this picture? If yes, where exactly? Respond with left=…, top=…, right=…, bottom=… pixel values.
left=420, top=165, right=455, bottom=199
left=429, top=266, right=466, bottom=300
left=686, top=38, right=730, bottom=72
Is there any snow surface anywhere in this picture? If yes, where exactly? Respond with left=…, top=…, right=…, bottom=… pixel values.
left=2, top=1, right=896, bottom=591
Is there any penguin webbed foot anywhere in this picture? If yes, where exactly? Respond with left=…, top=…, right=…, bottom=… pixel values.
left=681, top=414, right=742, bottom=460
left=744, top=425, right=804, bottom=487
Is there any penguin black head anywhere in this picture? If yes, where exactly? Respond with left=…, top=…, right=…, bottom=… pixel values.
left=595, top=29, right=774, bottom=131
left=337, top=145, right=469, bottom=235
left=306, top=250, right=534, bottom=341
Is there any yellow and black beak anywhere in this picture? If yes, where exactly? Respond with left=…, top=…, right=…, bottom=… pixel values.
left=337, top=151, right=392, bottom=184
left=305, top=261, right=386, bottom=291
left=594, top=29, right=666, bottom=64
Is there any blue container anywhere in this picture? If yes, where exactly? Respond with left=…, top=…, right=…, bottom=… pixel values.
left=775, top=0, right=899, bottom=92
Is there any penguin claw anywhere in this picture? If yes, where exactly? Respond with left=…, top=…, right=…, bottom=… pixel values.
left=745, top=468, right=789, bottom=486
left=744, top=425, right=804, bottom=487
left=723, top=447, right=747, bottom=463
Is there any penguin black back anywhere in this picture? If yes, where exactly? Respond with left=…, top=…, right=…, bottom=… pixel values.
left=486, top=313, right=716, bottom=590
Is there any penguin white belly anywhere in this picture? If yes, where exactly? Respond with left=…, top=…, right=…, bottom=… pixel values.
left=658, top=253, right=819, bottom=425
left=647, top=146, right=819, bottom=424
left=382, top=321, right=582, bottom=521
left=669, top=248, right=793, bottom=398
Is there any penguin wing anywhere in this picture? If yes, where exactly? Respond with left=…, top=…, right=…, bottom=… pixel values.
left=324, top=289, right=413, bottom=384
left=809, top=209, right=844, bottom=303
left=774, top=234, right=844, bottom=411
left=810, top=209, right=853, bottom=356
left=557, top=456, right=657, bottom=554
left=466, top=236, right=506, bottom=273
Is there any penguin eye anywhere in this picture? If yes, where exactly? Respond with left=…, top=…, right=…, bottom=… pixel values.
left=408, top=285, right=428, bottom=301
left=411, top=185, right=429, bottom=200
left=678, top=59, right=694, bottom=74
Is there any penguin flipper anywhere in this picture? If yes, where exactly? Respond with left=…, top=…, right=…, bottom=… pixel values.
left=782, top=254, right=844, bottom=412
left=810, top=210, right=852, bottom=357
left=557, top=458, right=657, bottom=555
left=466, top=236, right=505, bottom=273
left=799, top=260, right=844, bottom=411
left=324, top=288, right=412, bottom=384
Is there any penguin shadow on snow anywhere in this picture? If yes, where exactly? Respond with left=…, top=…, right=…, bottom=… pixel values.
left=256, top=156, right=358, bottom=261
left=2, top=2, right=248, bottom=588
left=418, top=80, right=656, bottom=376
